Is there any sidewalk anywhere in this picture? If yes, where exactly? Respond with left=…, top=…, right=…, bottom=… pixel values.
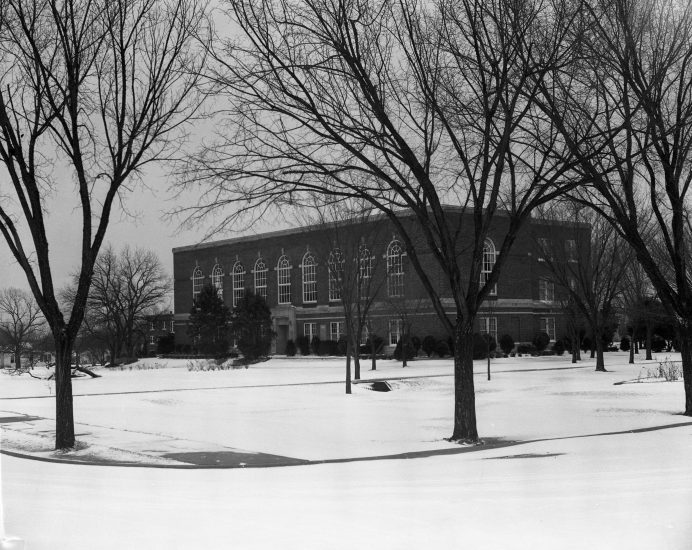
left=0, top=412, right=311, bottom=468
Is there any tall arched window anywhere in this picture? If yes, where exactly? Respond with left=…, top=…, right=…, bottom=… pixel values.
left=277, top=255, right=291, bottom=304
left=386, top=239, right=404, bottom=297
left=302, top=252, right=317, bottom=303
left=211, top=264, right=224, bottom=299
left=192, top=266, right=203, bottom=301
left=481, top=239, right=497, bottom=295
left=254, top=258, right=267, bottom=299
left=232, top=262, right=245, bottom=307
left=328, top=249, right=344, bottom=302
left=358, top=245, right=372, bottom=299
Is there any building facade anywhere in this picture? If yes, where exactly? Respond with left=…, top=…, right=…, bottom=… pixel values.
left=172, top=210, right=589, bottom=353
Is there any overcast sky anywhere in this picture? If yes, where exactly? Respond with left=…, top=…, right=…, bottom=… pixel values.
left=0, top=161, right=279, bottom=304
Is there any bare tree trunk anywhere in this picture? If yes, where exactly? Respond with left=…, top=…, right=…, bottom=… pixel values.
left=595, top=335, right=606, bottom=372
left=14, top=349, right=21, bottom=371
left=450, top=321, right=478, bottom=442
left=370, top=338, right=377, bottom=371
left=345, top=340, right=352, bottom=395
left=645, top=323, right=653, bottom=361
left=629, top=338, right=635, bottom=364
left=676, top=322, right=692, bottom=416
left=54, top=332, right=75, bottom=449
left=353, top=334, right=361, bottom=380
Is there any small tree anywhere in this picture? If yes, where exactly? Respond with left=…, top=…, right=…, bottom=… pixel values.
left=230, top=291, right=273, bottom=362
left=187, top=285, right=230, bottom=356
left=422, top=336, right=437, bottom=358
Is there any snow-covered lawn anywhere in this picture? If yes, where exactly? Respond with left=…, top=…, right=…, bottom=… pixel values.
left=2, top=352, right=692, bottom=549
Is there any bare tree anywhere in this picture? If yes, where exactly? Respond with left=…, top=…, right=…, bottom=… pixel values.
left=177, top=0, right=582, bottom=442
left=0, top=288, right=45, bottom=372
left=308, top=201, right=387, bottom=392
left=0, top=0, right=208, bottom=448
left=533, top=0, right=692, bottom=414
left=535, top=204, right=629, bottom=371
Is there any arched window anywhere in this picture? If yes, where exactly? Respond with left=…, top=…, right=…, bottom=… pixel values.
left=386, top=240, right=404, bottom=297
left=302, top=252, right=317, bottom=303
left=481, top=239, right=497, bottom=295
left=232, top=262, right=245, bottom=307
left=277, top=255, right=291, bottom=304
left=358, top=244, right=372, bottom=299
left=328, top=249, right=344, bottom=302
left=254, top=258, right=267, bottom=299
left=211, top=264, right=224, bottom=299
left=192, top=266, right=203, bottom=301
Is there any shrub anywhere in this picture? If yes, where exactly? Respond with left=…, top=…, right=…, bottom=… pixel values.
left=394, top=339, right=416, bottom=361
left=498, top=334, right=515, bottom=355
left=473, top=333, right=496, bottom=360
left=651, top=334, right=666, bottom=353
left=285, top=340, right=297, bottom=357
left=157, top=333, right=175, bottom=355
left=552, top=339, right=566, bottom=356
left=310, top=335, right=321, bottom=355
left=435, top=339, right=450, bottom=358
left=337, top=336, right=348, bottom=356
left=318, top=340, right=338, bottom=356
left=517, top=343, right=536, bottom=356
left=619, top=337, right=631, bottom=352
left=532, top=332, right=551, bottom=353
left=581, top=336, right=592, bottom=352
left=296, top=335, right=311, bottom=355
left=361, top=334, right=384, bottom=356
left=422, top=335, right=437, bottom=357
left=411, top=335, right=421, bottom=355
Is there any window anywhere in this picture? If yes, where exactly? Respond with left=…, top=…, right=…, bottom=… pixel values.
left=478, top=316, right=497, bottom=342
left=359, top=245, right=372, bottom=298
left=211, top=264, right=224, bottom=299
left=481, top=239, right=497, bottom=295
left=254, top=258, right=268, bottom=299
left=539, top=278, right=555, bottom=302
left=328, top=249, right=344, bottom=302
left=540, top=317, right=556, bottom=341
left=565, top=239, right=577, bottom=262
left=537, top=238, right=551, bottom=262
left=149, top=321, right=155, bottom=331
left=232, top=262, right=245, bottom=307
left=304, top=322, right=317, bottom=340
left=388, top=319, right=402, bottom=346
left=387, top=240, right=404, bottom=297
left=360, top=323, right=370, bottom=346
left=568, top=277, right=577, bottom=291
left=170, top=320, right=175, bottom=333
left=192, top=266, right=203, bottom=301
left=330, top=321, right=344, bottom=341
left=149, top=335, right=156, bottom=346
left=302, top=252, right=317, bottom=303
left=277, top=255, right=291, bottom=304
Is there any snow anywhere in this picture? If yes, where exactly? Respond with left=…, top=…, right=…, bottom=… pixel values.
left=2, top=352, right=692, bottom=549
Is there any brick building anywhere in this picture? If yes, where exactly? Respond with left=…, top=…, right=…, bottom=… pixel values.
left=172, top=209, right=589, bottom=353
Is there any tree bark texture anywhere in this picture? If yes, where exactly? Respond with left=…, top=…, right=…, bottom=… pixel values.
left=451, top=323, right=478, bottom=442
left=54, top=334, right=75, bottom=449
left=677, top=323, right=692, bottom=416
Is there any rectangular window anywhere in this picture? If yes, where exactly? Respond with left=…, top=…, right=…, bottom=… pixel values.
left=330, top=321, right=344, bottom=341
left=304, top=322, right=317, bottom=340
left=150, top=321, right=155, bottom=331
left=565, top=239, right=577, bottom=262
left=540, top=317, right=556, bottom=341
left=170, top=320, right=175, bottom=333
left=303, top=266, right=317, bottom=303
left=360, top=324, right=370, bottom=346
left=539, top=278, right=555, bottom=302
left=149, top=335, right=156, bottom=346
left=278, top=267, right=291, bottom=304
left=388, top=319, right=401, bottom=346
left=328, top=271, right=341, bottom=302
left=478, top=316, right=497, bottom=342
left=537, top=238, right=551, bottom=262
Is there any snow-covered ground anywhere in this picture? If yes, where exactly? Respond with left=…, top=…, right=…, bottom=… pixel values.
left=2, top=352, right=691, bottom=549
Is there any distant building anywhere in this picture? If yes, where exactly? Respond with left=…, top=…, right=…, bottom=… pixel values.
left=141, top=312, right=175, bottom=355
left=172, top=209, right=589, bottom=353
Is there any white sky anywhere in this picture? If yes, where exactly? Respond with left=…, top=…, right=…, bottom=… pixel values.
left=0, top=161, right=278, bottom=298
